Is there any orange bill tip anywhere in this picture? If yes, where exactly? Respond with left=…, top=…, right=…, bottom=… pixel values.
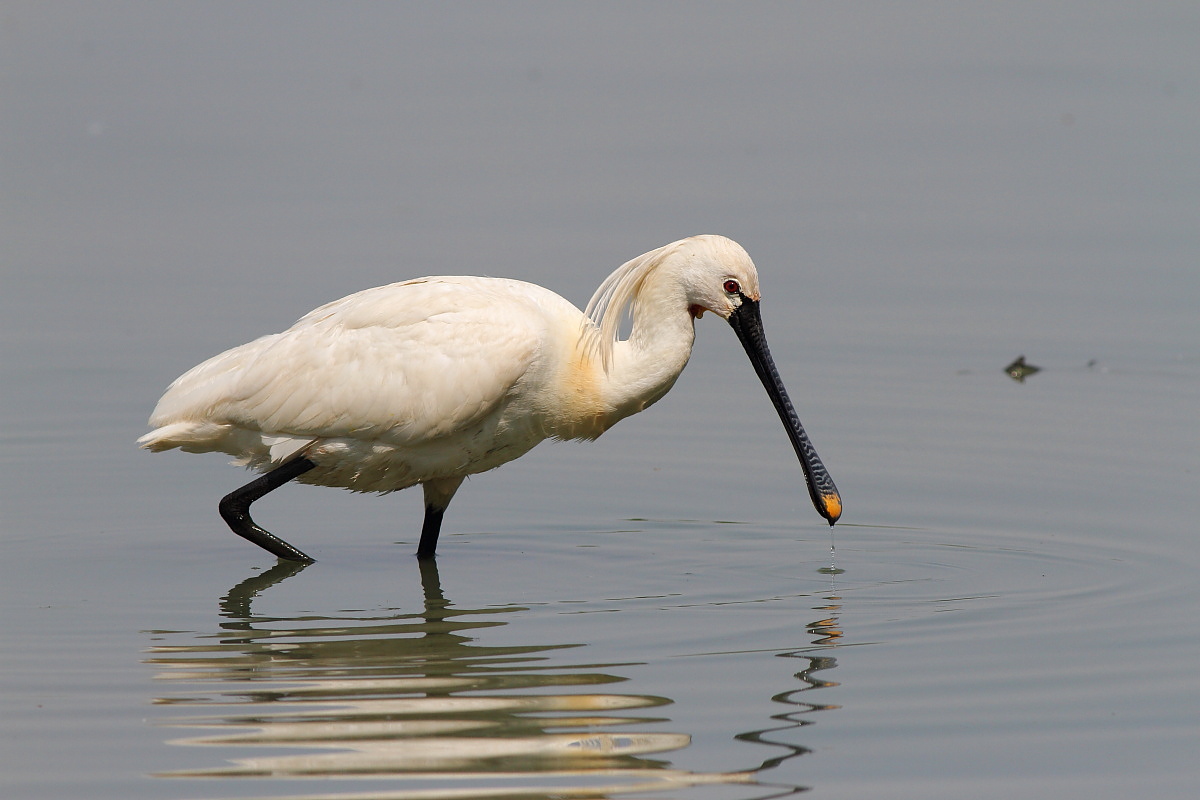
left=822, top=492, right=842, bottom=525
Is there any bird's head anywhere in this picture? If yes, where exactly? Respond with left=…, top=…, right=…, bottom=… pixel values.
left=672, top=235, right=762, bottom=321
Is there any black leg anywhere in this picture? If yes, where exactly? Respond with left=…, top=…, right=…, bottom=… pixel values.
left=218, top=456, right=317, bottom=563
left=416, top=504, right=445, bottom=560
left=415, top=477, right=463, bottom=560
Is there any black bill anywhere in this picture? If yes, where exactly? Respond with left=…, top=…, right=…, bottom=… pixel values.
left=727, top=297, right=842, bottom=526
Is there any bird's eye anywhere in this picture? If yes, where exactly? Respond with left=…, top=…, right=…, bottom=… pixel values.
left=723, top=279, right=741, bottom=295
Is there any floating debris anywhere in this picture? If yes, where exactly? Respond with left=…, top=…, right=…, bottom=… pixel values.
left=1005, top=355, right=1041, bottom=383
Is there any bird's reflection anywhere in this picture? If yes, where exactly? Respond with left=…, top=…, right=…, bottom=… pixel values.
left=146, top=559, right=845, bottom=799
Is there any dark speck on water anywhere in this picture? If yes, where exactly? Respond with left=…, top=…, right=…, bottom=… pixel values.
left=1005, top=355, right=1041, bottom=383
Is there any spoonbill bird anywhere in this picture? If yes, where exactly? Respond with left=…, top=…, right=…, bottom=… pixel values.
left=139, top=235, right=841, bottom=562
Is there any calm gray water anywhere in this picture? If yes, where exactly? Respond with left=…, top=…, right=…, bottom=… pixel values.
left=2, top=3, right=1198, bottom=799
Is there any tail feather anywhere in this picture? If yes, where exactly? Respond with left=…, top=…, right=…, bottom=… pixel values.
left=137, top=421, right=226, bottom=453
left=138, top=420, right=314, bottom=471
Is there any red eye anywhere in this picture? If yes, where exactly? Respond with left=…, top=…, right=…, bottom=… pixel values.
left=723, top=279, right=740, bottom=295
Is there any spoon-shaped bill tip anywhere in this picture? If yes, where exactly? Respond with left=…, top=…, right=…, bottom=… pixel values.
left=819, top=489, right=842, bottom=526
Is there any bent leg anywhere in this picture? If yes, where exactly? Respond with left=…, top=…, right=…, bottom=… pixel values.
left=219, top=456, right=317, bottom=563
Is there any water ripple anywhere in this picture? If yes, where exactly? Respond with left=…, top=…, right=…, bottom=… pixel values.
left=146, top=559, right=825, bottom=799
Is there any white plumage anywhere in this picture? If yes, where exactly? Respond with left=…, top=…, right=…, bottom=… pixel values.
left=140, top=235, right=840, bottom=562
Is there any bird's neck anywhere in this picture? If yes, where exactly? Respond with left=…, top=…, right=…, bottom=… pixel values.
left=599, top=284, right=696, bottom=423
left=545, top=277, right=695, bottom=441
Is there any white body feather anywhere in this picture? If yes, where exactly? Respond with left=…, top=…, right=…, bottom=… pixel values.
left=139, top=236, right=762, bottom=497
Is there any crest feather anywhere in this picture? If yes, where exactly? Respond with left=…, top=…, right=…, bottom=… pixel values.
left=583, top=240, right=687, bottom=371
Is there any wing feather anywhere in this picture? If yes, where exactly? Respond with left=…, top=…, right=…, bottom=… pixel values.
left=146, top=278, right=549, bottom=451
